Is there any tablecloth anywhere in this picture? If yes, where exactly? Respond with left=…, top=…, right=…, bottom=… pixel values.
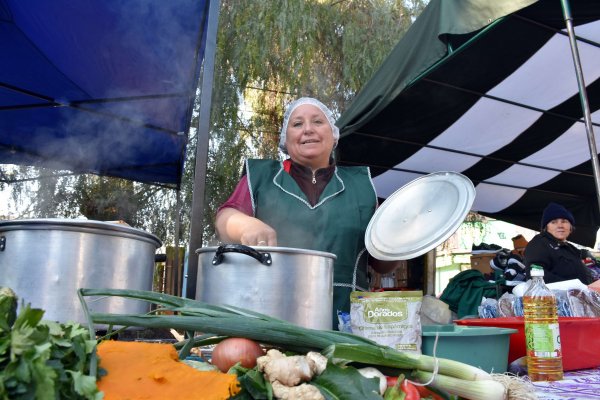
left=533, top=367, right=600, bottom=399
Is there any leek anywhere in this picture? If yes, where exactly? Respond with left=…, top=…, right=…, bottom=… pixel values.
left=323, top=343, right=492, bottom=381
left=79, top=289, right=511, bottom=400
left=79, top=288, right=376, bottom=353
left=412, top=370, right=507, bottom=400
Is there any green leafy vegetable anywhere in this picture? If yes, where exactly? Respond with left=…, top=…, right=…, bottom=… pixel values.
left=0, top=287, right=102, bottom=400
left=312, top=363, right=383, bottom=400
left=230, top=364, right=273, bottom=399
left=0, top=287, right=17, bottom=330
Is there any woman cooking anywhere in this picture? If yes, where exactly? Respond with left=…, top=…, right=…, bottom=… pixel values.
left=215, top=97, right=397, bottom=329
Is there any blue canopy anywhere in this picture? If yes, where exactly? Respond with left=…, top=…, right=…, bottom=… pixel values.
left=0, top=0, right=210, bottom=188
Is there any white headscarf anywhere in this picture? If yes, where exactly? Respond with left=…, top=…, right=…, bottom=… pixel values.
left=278, top=97, right=340, bottom=154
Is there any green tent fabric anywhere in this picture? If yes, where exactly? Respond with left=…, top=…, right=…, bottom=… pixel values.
left=336, top=0, right=537, bottom=134
left=335, top=0, right=600, bottom=247
left=439, top=269, right=498, bottom=318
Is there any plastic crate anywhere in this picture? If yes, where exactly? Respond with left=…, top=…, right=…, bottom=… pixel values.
left=455, top=317, right=600, bottom=371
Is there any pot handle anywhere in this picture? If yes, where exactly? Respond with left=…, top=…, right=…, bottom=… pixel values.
left=212, top=244, right=272, bottom=266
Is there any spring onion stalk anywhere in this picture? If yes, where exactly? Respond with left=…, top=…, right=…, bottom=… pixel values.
left=79, top=288, right=506, bottom=399
left=79, top=288, right=376, bottom=352
left=324, top=343, right=492, bottom=381
left=177, top=330, right=196, bottom=359
left=90, top=312, right=361, bottom=353
left=412, top=370, right=507, bottom=400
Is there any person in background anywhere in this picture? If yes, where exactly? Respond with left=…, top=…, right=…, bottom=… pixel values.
left=215, top=97, right=399, bottom=329
left=524, top=202, right=595, bottom=284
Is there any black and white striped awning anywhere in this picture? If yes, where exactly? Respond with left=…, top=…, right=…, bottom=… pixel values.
left=336, top=0, right=600, bottom=247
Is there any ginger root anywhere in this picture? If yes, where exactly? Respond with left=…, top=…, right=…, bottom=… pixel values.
left=271, top=381, right=324, bottom=400
left=306, top=351, right=328, bottom=375
left=257, top=349, right=328, bottom=399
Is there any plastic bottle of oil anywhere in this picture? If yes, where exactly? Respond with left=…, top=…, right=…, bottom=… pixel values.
left=523, top=264, right=563, bottom=381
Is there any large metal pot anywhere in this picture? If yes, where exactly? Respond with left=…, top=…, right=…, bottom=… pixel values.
left=196, top=244, right=335, bottom=330
left=0, top=219, right=161, bottom=326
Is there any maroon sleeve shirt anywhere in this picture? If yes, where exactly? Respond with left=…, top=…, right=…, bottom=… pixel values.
left=217, top=175, right=253, bottom=216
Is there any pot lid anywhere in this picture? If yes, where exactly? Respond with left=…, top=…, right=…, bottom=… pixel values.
left=365, top=171, right=475, bottom=260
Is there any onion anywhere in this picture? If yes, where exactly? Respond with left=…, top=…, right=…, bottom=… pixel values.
left=211, top=337, right=265, bottom=372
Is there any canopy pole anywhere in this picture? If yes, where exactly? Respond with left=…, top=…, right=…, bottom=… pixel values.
left=186, top=0, right=221, bottom=299
left=174, top=189, right=181, bottom=296
left=560, top=0, right=600, bottom=214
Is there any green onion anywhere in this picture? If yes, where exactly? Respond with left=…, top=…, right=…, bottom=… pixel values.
left=79, top=289, right=511, bottom=400
left=90, top=313, right=361, bottom=353
left=323, top=343, right=492, bottom=381
left=79, top=288, right=376, bottom=353
left=412, top=370, right=507, bottom=400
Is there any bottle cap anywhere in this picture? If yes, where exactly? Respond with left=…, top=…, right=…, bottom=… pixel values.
left=530, top=264, right=544, bottom=277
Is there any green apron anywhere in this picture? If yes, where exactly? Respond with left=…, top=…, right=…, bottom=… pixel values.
left=246, top=159, right=377, bottom=328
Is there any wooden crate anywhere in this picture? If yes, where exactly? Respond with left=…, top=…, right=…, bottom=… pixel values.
left=470, top=253, right=496, bottom=274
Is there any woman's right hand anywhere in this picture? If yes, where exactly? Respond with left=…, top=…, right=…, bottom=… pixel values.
left=215, top=207, right=278, bottom=246
left=238, top=218, right=277, bottom=247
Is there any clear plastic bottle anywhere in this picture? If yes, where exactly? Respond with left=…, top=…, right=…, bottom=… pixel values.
left=523, top=264, right=563, bottom=381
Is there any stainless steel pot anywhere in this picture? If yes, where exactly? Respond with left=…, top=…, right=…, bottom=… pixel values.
left=0, top=219, right=161, bottom=326
left=196, top=244, right=336, bottom=330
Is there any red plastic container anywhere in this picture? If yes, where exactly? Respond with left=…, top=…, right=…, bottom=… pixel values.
left=455, top=317, right=600, bottom=371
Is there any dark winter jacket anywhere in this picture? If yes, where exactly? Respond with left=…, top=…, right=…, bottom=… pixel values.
left=524, top=231, right=594, bottom=284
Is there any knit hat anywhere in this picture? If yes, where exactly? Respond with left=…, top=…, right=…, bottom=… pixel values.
left=541, top=202, right=575, bottom=229
left=279, top=97, right=339, bottom=154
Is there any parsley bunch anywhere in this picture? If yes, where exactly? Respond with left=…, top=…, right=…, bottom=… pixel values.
left=0, top=287, right=103, bottom=399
